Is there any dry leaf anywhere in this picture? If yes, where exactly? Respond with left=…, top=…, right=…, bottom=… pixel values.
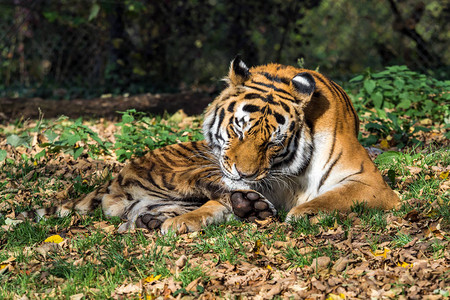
left=310, top=256, right=330, bottom=272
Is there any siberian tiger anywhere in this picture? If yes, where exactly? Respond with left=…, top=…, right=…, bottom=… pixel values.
left=19, top=57, right=400, bottom=233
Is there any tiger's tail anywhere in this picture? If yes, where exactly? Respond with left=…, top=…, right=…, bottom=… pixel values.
left=17, top=181, right=111, bottom=221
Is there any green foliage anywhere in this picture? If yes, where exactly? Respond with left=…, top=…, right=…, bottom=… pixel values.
left=40, top=117, right=112, bottom=160
left=114, top=110, right=203, bottom=161
left=3, top=110, right=204, bottom=162
left=350, top=65, right=449, bottom=119
left=349, top=65, right=450, bottom=147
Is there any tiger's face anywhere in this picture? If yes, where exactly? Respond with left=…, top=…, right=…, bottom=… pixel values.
left=203, top=57, right=316, bottom=189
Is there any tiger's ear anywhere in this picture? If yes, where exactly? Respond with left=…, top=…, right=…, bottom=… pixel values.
left=291, top=72, right=316, bottom=104
left=229, top=55, right=250, bottom=86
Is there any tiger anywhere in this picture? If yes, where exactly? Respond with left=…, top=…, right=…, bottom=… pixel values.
left=19, top=57, right=400, bottom=233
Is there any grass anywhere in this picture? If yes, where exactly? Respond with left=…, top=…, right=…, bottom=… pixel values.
left=0, top=114, right=449, bottom=298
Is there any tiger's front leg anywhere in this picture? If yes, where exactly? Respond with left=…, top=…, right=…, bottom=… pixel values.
left=160, top=190, right=277, bottom=234
left=160, top=200, right=232, bottom=234
left=285, top=181, right=400, bottom=221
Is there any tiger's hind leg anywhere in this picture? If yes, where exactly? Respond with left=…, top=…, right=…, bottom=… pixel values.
left=117, top=200, right=204, bottom=233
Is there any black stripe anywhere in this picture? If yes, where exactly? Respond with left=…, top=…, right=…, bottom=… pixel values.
left=160, top=173, right=176, bottom=190
left=325, top=122, right=337, bottom=166
left=246, top=84, right=268, bottom=93
left=146, top=203, right=172, bottom=211
left=318, top=151, right=343, bottom=192
left=314, top=75, right=337, bottom=99
left=123, top=177, right=167, bottom=199
left=330, top=81, right=352, bottom=115
left=259, top=72, right=291, bottom=84
left=251, top=80, right=292, bottom=96
left=218, top=108, right=225, bottom=128
left=125, top=199, right=141, bottom=213
left=274, top=112, right=286, bottom=125
left=160, top=152, right=176, bottom=165
left=272, top=125, right=301, bottom=168
left=338, top=162, right=365, bottom=184
left=243, top=104, right=260, bottom=112
left=289, top=121, right=295, bottom=132
left=277, top=94, right=297, bottom=103
left=191, top=141, right=201, bottom=153
left=90, top=195, right=102, bottom=210
left=177, top=143, right=193, bottom=153
left=262, top=94, right=276, bottom=104
left=347, top=179, right=371, bottom=187
left=170, top=148, right=194, bottom=162
left=47, top=206, right=58, bottom=215
left=280, top=101, right=291, bottom=113
left=330, top=81, right=359, bottom=135
left=227, top=101, right=236, bottom=112
left=244, top=93, right=262, bottom=100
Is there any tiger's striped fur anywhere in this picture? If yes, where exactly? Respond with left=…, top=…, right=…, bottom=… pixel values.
left=19, top=57, right=399, bottom=233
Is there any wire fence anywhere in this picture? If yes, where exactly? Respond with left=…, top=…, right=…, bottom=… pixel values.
left=1, top=0, right=448, bottom=99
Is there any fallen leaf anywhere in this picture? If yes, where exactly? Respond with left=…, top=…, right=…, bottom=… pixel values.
left=4, top=218, right=23, bottom=227
left=327, top=293, right=346, bottom=300
left=310, top=256, right=330, bottom=272
left=175, top=255, right=187, bottom=269
left=370, top=248, right=391, bottom=259
left=35, top=243, right=61, bottom=257
left=69, top=293, right=84, bottom=300
left=406, top=166, right=422, bottom=175
left=380, top=139, right=389, bottom=150
left=397, top=262, right=413, bottom=268
left=144, top=274, right=162, bottom=283
left=44, top=234, right=64, bottom=244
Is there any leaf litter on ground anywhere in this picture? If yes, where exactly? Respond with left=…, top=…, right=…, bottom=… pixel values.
left=0, top=113, right=449, bottom=299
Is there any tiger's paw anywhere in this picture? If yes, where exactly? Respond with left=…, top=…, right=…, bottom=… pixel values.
left=231, top=190, right=277, bottom=222
left=160, top=215, right=203, bottom=235
left=135, top=213, right=165, bottom=230
left=117, top=213, right=168, bottom=233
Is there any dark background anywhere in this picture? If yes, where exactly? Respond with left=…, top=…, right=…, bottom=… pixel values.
left=0, top=0, right=448, bottom=100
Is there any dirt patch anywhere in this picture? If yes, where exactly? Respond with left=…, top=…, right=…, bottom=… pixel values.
left=0, top=92, right=213, bottom=121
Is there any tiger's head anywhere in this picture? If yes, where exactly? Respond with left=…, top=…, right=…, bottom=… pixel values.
left=203, top=57, right=316, bottom=189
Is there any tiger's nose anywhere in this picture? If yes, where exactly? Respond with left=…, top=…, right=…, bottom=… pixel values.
left=235, top=167, right=258, bottom=180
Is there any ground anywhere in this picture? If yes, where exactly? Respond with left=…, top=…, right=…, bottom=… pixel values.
left=0, top=109, right=449, bottom=299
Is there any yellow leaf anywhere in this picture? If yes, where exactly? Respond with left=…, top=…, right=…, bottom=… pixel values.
left=370, top=247, right=391, bottom=259
left=327, top=293, right=346, bottom=299
left=253, top=239, right=262, bottom=255
left=397, top=261, right=413, bottom=268
left=0, top=264, right=7, bottom=270
left=144, top=274, right=161, bottom=283
left=266, top=265, right=273, bottom=271
left=440, top=171, right=449, bottom=180
left=380, top=139, right=389, bottom=150
left=44, top=235, right=64, bottom=243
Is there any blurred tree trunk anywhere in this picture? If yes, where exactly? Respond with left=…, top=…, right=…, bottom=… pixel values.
left=387, top=0, right=441, bottom=69
left=107, top=2, right=130, bottom=79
